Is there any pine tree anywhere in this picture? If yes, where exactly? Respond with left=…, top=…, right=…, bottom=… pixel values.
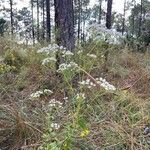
left=9, top=0, right=13, bottom=35
left=122, top=0, right=126, bottom=35
left=31, top=0, right=35, bottom=44
left=138, top=0, right=143, bottom=37
left=54, top=0, right=75, bottom=51
left=106, top=0, right=113, bottom=29
left=42, top=0, right=45, bottom=41
left=46, top=0, right=51, bottom=42
left=98, top=0, right=103, bottom=24
left=37, top=0, right=40, bottom=41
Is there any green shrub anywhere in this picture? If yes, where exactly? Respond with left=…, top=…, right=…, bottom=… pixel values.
left=4, top=49, right=27, bottom=70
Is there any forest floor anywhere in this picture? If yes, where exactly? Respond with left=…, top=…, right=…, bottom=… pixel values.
left=0, top=38, right=150, bottom=150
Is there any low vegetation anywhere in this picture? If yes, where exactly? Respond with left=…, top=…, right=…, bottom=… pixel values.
left=0, top=38, right=150, bottom=150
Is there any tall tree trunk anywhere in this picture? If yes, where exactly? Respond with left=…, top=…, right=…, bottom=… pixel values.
left=42, top=0, right=45, bottom=41
left=122, top=0, right=126, bottom=35
left=54, top=0, right=75, bottom=51
left=106, top=0, right=113, bottom=29
left=131, top=0, right=136, bottom=36
left=82, top=20, right=86, bottom=44
left=37, top=0, right=40, bottom=41
left=10, top=0, right=13, bottom=35
left=80, top=0, right=83, bottom=43
left=132, top=15, right=135, bottom=35
left=138, top=0, right=143, bottom=37
left=98, top=0, right=102, bottom=24
left=31, top=0, right=35, bottom=44
left=46, top=0, right=51, bottom=42
left=77, top=0, right=81, bottom=44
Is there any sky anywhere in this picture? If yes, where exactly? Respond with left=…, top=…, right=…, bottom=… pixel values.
left=91, top=0, right=141, bottom=13
left=18, top=0, right=141, bottom=13
left=0, top=0, right=141, bottom=18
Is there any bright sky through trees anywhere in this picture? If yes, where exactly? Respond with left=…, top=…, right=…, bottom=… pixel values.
left=18, top=0, right=141, bottom=13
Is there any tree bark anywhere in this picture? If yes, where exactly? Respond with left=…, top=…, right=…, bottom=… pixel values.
left=122, top=0, right=126, bottom=35
left=31, top=0, right=35, bottom=44
left=42, top=0, right=45, bottom=41
left=10, top=0, right=13, bottom=35
left=54, top=0, right=75, bottom=51
left=37, top=0, right=40, bottom=41
left=98, top=0, right=102, bottom=24
left=46, top=0, right=51, bottom=42
left=106, top=0, right=113, bottom=29
left=77, top=0, right=81, bottom=44
left=138, top=0, right=143, bottom=37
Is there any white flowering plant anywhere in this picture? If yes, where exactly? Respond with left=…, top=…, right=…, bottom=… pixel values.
left=57, top=61, right=80, bottom=82
left=37, top=44, right=64, bottom=55
left=87, top=23, right=124, bottom=45
left=30, top=89, right=53, bottom=99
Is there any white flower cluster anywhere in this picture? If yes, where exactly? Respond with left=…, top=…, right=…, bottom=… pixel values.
left=77, top=50, right=83, bottom=55
left=48, top=99, right=63, bottom=108
left=63, top=97, right=68, bottom=101
left=96, top=77, right=116, bottom=91
left=30, top=89, right=53, bottom=98
left=57, top=62, right=78, bottom=72
left=51, top=123, right=60, bottom=130
left=76, top=93, right=86, bottom=100
left=62, top=50, right=74, bottom=57
left=79, top=79, right=97, bottom=89
left=87, top=53, right=97, bottom=59
left=37, top=44, right=66, bottom=55
left=42, top=57, right=57, bottom=65
left=79, top=77, right=116, bottom=91
left=88, top=23, right=124, bottom=45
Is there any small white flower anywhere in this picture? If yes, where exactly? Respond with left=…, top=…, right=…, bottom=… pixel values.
left=30, top=90, right=43, bottom=98
left=37, top=43, right=65, bottom=55
left=63, top=97, right=68, bottom=101
left=57, top=62, right=78, bottom=72
left=30, top=89, right=53, bottom=99
left=96, top=77, right=116, bottom=91
left=87, top=53, right=97, bottom=59
left=77, top=50, right=83, bottom=54
left=59, top=46, right=66, bottom=50
left=79, top=77, right=116, bottom=91
left=48, top=99, right=63, bottom=108
left=51, top=123, right=60, bottom=130
left=43, top=89, right=53, bottom=95
left=42, top=57, right=57, bottom=65
left=76, top=93, right=86, bottom=100
left=62, top=51, right=74, bottom=57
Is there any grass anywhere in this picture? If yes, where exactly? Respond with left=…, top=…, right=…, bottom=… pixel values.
left=0, top=38, right=150, bottom=150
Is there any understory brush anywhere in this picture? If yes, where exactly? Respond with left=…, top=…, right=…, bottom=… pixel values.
left=0, top=40, right=150, bottom=150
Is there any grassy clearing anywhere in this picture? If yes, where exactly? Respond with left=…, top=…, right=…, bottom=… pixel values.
left=0, top=39, right=150, bottom=150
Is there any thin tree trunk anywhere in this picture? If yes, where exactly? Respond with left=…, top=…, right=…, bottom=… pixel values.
left=132, top=15, right=135, bottom=35
left=37, top=0, right=40, bottom=41
left=77, top=0, right=81, bottom=44
left=10, top=0, right=13, bottom=35
left=31, top=0, right=35, bottom=44
left=122, top=0, right=126, bottom=35
left=98, top=0, right=102, bottom=24
left=80, top=0, right=83, bottom=43
left=42, top=0, right=45, bottom=41
left=106, top=0, right=113, bottom=29
left=132, top=0, right=136, bottom=36
left=46, top=0, right=51, bottom=42
left=138, top=0, right=143, bottom=37
left=82, top=20, right=86, bottom=44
